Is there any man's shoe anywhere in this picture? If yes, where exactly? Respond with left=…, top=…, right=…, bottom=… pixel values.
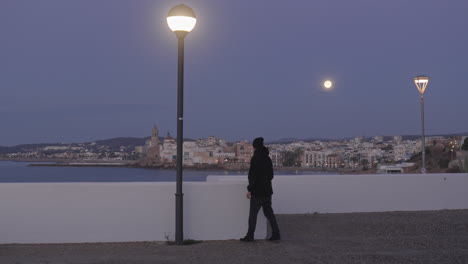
left=267, top=234, right=281, bottom=242
left=240, top=236, right=254, bottom=242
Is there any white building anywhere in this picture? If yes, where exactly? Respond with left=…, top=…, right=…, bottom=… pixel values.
left=302, top=150, right=333, bottom=168
left=160, top=135, right=177, bottom=164
left=393, top=135, right=402, bottom=145
left=393, top=145, right=407, bottom=161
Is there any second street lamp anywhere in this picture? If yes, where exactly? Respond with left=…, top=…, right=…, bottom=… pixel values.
left=167, top=4, right=197, bottom=245
left=413, top=75, right=429, bottom=174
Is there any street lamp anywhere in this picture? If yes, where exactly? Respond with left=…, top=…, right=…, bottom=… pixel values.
left=449, top=141, right=458, bottom=160
left=167, top=4, right=197, bottom=245
left=413, top=75, right=429, bottom=173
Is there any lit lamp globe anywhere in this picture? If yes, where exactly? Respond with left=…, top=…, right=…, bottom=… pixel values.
left=167, top=4, right=197, bottom=36
left=413, top=75, right=429, bottom=95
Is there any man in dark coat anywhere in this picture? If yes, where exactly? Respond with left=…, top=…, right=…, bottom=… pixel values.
left=240, top=137, right=281, bottom=242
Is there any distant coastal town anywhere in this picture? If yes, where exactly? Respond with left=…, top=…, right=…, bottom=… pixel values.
left=1, top=126, right=467, bottom=174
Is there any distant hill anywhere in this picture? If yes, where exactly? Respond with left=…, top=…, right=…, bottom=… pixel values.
left=400, top=132, right=468, bottom=141
left=0, top=138, right=150, bottom=154
left=0, top=143, right=69, bottom=154
left=0, top=136, right=194, bottom=154
left=269, top=138, right=332, bottom=144
left=87, top=137, right=150, bottom=152
left=267, top=132, right=468, bottom=144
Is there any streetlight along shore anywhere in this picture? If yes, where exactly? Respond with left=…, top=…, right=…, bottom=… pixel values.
left=413, top=75, right=429, bottom=174
left=166, top=3, right=197, bottom=245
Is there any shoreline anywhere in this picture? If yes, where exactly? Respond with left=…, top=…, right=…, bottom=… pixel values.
left=28, top=162, right=130, bottom=168
left=0, top=158, right=371, bottom=173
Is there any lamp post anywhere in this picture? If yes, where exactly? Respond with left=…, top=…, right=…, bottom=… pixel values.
left=449, top=141, right=458, bottom=160
left=413, top=75, right=429, bottom=173
left=167, top=4, right=197, bottom=245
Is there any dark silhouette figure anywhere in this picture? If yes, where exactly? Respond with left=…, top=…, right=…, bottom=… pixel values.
left=240, top=137, right=281, bottom=242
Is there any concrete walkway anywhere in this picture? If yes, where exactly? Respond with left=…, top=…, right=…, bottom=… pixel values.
left=1, top=209, right=468, bottom=264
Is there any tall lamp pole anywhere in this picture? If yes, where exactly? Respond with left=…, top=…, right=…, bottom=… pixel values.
left=167, top=4, right=197, bottom=245
left=413, top=75, right=429, bottom=174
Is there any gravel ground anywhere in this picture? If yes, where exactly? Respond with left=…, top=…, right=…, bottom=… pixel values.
left=1, top=209, right=468, bottom=264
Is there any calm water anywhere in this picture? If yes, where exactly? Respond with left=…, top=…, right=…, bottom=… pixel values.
left=0, top=161, right=325, bottom=183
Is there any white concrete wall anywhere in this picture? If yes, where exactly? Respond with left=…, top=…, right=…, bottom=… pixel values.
left=3, top=173, right=468, bottom=244
left=208, top=173, right=468, bottom=213
left=0, top=182, right=266, bottom=244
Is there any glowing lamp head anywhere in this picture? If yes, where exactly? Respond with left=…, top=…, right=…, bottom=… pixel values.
left=167, top=4, right=197, bottom=33
left=413, top=75, right=429, bottom=95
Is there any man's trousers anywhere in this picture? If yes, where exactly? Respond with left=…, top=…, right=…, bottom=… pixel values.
left=247, top=196, right=280, bottom=237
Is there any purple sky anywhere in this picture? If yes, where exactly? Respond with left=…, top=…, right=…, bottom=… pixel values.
left=1, top=0, right=467, bottom=146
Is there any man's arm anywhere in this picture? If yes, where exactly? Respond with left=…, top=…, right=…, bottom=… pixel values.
left=268, top=157, right=274, bottom=180
left=247, top=157, right=256, bottom=193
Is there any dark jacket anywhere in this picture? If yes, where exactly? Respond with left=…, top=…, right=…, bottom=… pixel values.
left=247, top=147, right=274, bottom=197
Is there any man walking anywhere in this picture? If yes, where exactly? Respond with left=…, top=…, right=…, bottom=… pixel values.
left=240, top=137, right=281, bottom=242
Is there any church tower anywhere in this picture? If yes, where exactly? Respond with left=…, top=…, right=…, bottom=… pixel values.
left=151, top=125, right=159, bottom=147
left=146, top=125, right=160, bottom=164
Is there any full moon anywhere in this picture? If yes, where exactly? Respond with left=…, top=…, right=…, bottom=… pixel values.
left=324, top=80, right=333, bottom=89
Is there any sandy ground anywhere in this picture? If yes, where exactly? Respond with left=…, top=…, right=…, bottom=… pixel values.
left=1, top=209, right=468, bottom=264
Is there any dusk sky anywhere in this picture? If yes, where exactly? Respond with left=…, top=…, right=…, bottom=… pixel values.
left=1, top=0, right=467, bottom=146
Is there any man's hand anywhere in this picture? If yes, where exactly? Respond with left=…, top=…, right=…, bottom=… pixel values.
left=246, top=192, right=252, bottom=199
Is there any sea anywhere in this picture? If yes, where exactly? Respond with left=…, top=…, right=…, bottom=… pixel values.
left=0, top=161, right=329, bottom=183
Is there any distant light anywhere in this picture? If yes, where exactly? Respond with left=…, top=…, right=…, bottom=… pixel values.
left=167, top=4, right=197, bottom=32
left=324, top=80, right=333, bottom=89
